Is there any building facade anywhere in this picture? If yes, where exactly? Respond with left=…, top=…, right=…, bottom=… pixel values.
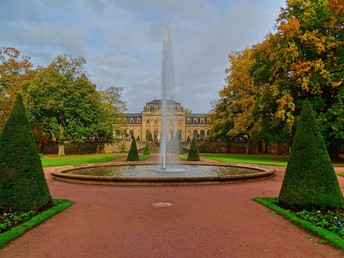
left=123, top=99, right=211, bottom=142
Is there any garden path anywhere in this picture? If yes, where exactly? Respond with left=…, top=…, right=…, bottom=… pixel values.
left=1, top=159, right=344, bottom=257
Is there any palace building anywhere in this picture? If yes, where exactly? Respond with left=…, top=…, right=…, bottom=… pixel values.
left=123, top=99, right=211, bottom=142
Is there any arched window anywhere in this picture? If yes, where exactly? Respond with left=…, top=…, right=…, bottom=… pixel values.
left=193, top=130, right=198, bottom=139
left=200, top=130, right=205, bottom=139
left=175, top=130, right=181, bottom=141
left=154, top=130, right=159, bottom=141
left=129, top=130, right=134, bottom=138
left=146, top=129, right=152, bottom=141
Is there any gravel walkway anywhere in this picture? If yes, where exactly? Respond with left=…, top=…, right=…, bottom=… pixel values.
left=1, top=157, right=344, bottom=258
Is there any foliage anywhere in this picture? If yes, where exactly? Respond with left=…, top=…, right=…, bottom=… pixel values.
left=143, top=144, right=150, bottom=155
left=254, top=197, right=344, bottom=251
left=0, top=95, right=52, bottom=212
left=127, top=137, right=139, bottom=161
left=24, top=54, right=113, bottom=156
left=251, top=0, right=344, bottom=153
left=210, top=49, right=257, bottom=149
left=41, top=153, right=126, bottom=167
left=98, top=86, right=127, bottom=142
left=0, top=47, right=35, bottom=129
left=279, top=99, right=343, bottom=210
left=187, top=138, right=200, bottom=161
left=0, top=199, right=73, bottom=249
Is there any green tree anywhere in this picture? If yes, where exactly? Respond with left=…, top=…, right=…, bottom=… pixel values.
left=211, top=48, right=257, bottom=154
left=187, top=138, right=200, bottom=161
left=127, top=137, right=139, bottom=161
left=143, top=144, right=150, bottom=155
left=0, top=94, right=52, bottom=212
left=0, top=47, right=35, bottom=128
left=251, top=0, right=344, bottom=156
left=25, top=55, right=110, bottom=156
left=279, top=99, right=342, bottom=210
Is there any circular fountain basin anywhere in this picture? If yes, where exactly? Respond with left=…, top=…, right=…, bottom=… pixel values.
left=51, top=163, right=275, bottom=185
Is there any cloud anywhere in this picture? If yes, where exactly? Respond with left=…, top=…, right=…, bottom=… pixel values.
left=0, top=0, right=285, bottom=113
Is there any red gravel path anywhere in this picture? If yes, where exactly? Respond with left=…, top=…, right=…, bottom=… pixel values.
left=1, top=158, right=344, bottom=257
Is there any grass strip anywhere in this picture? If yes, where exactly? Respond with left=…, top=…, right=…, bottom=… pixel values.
left=41, top=153, right=126, bottom=167
left=253, top=197, right=344, bottom=250
left=0, top=199, right=73, bottom=249
left=140, top=154, right=151, bottom=161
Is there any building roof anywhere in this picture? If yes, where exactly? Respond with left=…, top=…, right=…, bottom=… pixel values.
left=124, top=113, right=141, bottom=117
left=146, top=99, right=181, bottom=105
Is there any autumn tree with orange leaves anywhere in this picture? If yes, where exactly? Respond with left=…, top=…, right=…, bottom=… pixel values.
left=251, top=0, right=344, bottom=157
left=211, top=48, right=257, bottom=154
left=212, top=0, right=343, bottom=157
left=0, top=47, right=35, bottom=128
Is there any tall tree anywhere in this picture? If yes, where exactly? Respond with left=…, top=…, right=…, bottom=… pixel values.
left=210, top=48, right=257, bottom=153
left=279, top=99, right=342, bottom=210
left=25, top=55, right=111, bottom=156
left=0, top=94, right=52, bottom=212
left=0, top=47, right=35, bottom=128
left=251, top=0, right=344, bottom=156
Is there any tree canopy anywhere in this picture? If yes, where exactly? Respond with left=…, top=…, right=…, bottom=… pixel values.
left=211, top=0, right=344, bottom=156
left=24, top=55, right=115, bottom=155
left=0, top=47, right=35, bottom=128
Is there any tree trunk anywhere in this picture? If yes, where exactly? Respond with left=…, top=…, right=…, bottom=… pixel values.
left=257, top=140, right=263, bottom=153
left=245, top=136, right=251, bottom=155
left=58, top=123, right=65, bottom=156
left=58, top=143, right=65, bottom=156
left=227, top=140, right=231, bottom=153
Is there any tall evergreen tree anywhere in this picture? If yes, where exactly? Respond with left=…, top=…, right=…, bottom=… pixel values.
left=279, top=99, right=342, bottom=210
left=127, top=137, right=140, bottom=161
left=0, top=94, right=52, bottom=212
left=143, top=144, right=150, bottom=155
left=187, top=138, right=200, bottom=161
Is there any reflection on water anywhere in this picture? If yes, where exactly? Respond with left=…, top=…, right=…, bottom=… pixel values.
left=65, top=165, right=261, bottom=178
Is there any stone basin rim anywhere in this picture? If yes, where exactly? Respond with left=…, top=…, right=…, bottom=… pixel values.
left=50, top=162, right=275, bottom=185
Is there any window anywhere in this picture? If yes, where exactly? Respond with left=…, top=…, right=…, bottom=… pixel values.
left=146, top=120, right=150, bottom=124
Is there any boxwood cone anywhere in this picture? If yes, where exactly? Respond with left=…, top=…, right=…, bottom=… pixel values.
left=127, top=137, right=140, bottom=161
left=0, top=94, right=52, bottom=212
left=187, top=138, right=200, bottom=161
left=143, top=144, right=150, bottom=155
left=278, top=99, right=343, bottom=210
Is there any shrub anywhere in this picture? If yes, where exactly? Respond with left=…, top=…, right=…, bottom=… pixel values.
left=127, top=137, right=139, bottom=161
left=0, top=95, right=52, bottom=212
left=143, top=144, right=150, bottom=155
left=187, top=138, right=200, bottom=161
left=278, top=99, right=343, bottom=210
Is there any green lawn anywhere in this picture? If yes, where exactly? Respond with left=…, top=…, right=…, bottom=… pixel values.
left=200, top=153, right=290, bottom=166
left=41, top=153, right=127, bottom=167
left=199, top=153, right=344, bottom=167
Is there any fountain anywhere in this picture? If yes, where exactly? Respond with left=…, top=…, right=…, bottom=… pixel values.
left=50, top=26, right=275, bottom=185
left=160, top=25, right=184, bottom=172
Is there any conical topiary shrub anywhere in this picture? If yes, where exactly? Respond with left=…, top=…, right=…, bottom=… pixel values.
left=0, top=94, right=52, bottom=212
left=279, top=99, right=343, bottom=210
left=127, top=137, right=140, bottom=161
left=187, top=138, right=200, bottom=161
left=143, top=144, right=150, bottom=155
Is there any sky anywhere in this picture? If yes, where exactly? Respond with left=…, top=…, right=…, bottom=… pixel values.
left=0, top=0, right=286, bottom=113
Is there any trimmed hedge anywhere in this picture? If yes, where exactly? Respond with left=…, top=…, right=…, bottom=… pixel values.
left=278, top=99, right=343, bottom=210
left=143, top=144, right=150, bottom=155
left=187, top=138, right=200, bottom=161
left=0, top=95, right=52, bottom=212
left=127, top=137, right=140, bottom=161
